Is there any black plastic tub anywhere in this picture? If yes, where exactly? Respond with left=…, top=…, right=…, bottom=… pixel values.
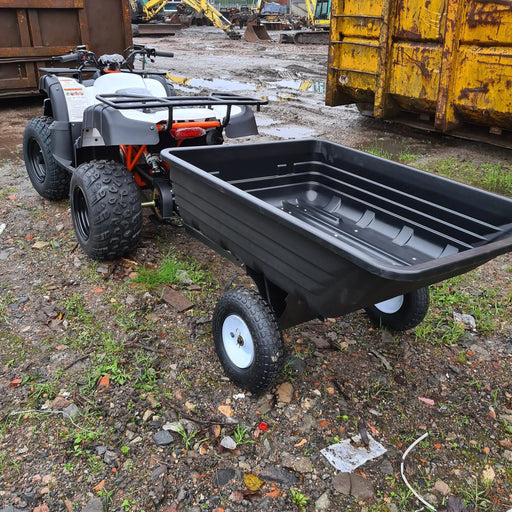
left=161, top=139, right=512, bottom=327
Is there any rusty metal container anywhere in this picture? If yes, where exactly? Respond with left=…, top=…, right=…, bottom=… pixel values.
left=326, top=0, right=512, bottom=142
left=0, top=0, right=132, bottom=98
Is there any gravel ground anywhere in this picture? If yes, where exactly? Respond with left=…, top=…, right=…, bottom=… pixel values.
left=1, top=25, right=512, bottom=512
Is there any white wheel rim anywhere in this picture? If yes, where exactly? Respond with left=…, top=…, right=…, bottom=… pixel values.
left=222, top=314, right=255, bottom=369
left=374, top=295, right=404, bottom=314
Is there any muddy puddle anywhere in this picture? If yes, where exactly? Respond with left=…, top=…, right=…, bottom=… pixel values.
left=255, top=118, right=319, bottom=139
left=167, top=74, right=326, bottom=100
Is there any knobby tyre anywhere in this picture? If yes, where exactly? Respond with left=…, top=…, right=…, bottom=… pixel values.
left=213, top=287, right=284, bottom=394
left=365, top=287, right=430, bottom=331
left=23, top=116, right=70, bottom=200
left=70, top=160, right=143, bottom=260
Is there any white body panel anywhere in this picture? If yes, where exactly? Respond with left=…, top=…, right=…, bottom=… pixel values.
left=57, top=74, right=238, bottom=125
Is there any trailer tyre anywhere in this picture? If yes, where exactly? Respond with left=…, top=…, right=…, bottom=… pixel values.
left=365, top=287, right=430, bottom=331
left=23, top=116, right=70, bottom=200
left=213, top=288, right=284, bottom=394
left=70, top=160, right=143, bottom=260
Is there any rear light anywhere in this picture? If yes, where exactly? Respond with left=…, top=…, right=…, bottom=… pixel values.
left=170, top=127, right=206, bottom=139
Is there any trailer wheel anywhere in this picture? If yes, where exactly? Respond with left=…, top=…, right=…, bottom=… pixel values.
left=70, top=160, right=142, bottom=260
left=365, top=287, right=430, bottom=331
left=213, top=287, right=284, bottom=394
left=23, top=116, right=70, bottom=200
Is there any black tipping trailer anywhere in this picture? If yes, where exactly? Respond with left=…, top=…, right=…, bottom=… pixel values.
left=161, top=139, right=512, bottom=393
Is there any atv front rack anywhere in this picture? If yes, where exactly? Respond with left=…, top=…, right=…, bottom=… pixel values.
left=96, top=92, right=268, bottom=127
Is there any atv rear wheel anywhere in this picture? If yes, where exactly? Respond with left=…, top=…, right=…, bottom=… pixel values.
left=70, top=160, right=143, bottom=260
left=23, top=116, right=70, bottom=200
left=365, top=287, right=430, bottom=331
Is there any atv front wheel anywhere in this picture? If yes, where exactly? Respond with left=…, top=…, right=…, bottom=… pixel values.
left=213, top=287, right=284, bottom=394
left=23, top=116, right=70, bottom=200
left=365, top=287, right=430, bottom=331
left=70, top=160, right=142, bottom=260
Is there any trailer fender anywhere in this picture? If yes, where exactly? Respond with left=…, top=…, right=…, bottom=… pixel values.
left=80, top=104, right=160, bottom=147
left=225, top=105, right=258, bottom=138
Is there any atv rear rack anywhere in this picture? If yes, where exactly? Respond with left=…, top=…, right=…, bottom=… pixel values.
left=96, top=92, right=267, bottom=127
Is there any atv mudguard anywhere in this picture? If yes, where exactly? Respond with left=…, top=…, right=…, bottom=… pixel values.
left=80, top=104, right=160, bottom=147
left=80, top=101, right=259, bottom=146
left=225, top=105, right=258, bottom=138
left=38, top=74, right=78, bottom=168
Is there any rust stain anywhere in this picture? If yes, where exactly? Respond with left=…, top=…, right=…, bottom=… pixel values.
left=478, top=0, right=512, bottom=4
left=467, top=1, right=509, bottom=28
left=397, top=46, right=434, bottom=79
left=458, top=84, right=490, bottom=101
left=396, top=28, right=422, bottom=40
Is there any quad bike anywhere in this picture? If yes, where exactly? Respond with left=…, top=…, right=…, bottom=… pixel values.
left=23, top=44, right=267, bottom=260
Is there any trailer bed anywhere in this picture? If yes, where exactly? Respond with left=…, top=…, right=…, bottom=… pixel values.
left=161, top=139, right=512, bottom=326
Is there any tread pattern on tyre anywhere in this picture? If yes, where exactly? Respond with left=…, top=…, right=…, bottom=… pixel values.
left=23, top=116, right=70, bottom=200
left=365, top=287, right=430, bottom=331
left=71, top=160, right=143, bottom=260
left=213, top=287, right=285, bottom=394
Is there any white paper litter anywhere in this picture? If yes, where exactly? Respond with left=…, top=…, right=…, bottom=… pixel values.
left=321, top=434, right=387, bottom=472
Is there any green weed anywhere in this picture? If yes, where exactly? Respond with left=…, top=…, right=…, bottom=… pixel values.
left=397, top=148, right=418, bottom=164
left=132, top=251, right=207, bottom=290
left=361, top=140, right=420, bottom=164
left=415, top=274, right=505, bottom=345
left=96, top=356, right=132, bottom=385
left=174, top=423, right=206, bottom=451
left=133, top=350, right=159, bottom=391
left=233, top=424, right=255, bottom=445
left=0, top=292, right=17, bottom=324
left=29, top=381, right=57, bottom=405
left=0, top=186, right=16, bottom=201
left=458, top=478, right=492, bottom=510
left=422, top=158, right=512, bottom=198
left=61, top=293, right=94, bottom=323
left=290, top=487, right=309, bottom=512
left=363, top=141, right=392, bottom=161
left=121, top=498, right=135, bottom=511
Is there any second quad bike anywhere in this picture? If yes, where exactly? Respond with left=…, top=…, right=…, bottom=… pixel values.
left=23, top=44, right=266, bottom=260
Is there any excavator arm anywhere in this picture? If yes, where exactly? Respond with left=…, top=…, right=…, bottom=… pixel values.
left=180, top=0, right=241, bottom=39
left=141, top=0, right=168, bottom=21
left=130, top=0, right=176, bottom=36
left=303, top=0, right=316, bottom=26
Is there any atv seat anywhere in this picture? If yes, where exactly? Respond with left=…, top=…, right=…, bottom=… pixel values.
left=115, top=87, right=155, bottom=97
left=92, top=72, right=168, bottom=98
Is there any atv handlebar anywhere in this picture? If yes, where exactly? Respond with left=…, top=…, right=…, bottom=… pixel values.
left=53, top=53, right=79, bottom=63
left=51, top=46, right=100, bottom=70
left=154, top=50, right=174, bottom=58
left=46, top=45, right=173, bottom=80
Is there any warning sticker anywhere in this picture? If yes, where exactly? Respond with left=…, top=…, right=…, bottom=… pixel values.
left=58, top=77, right=89, bottom=122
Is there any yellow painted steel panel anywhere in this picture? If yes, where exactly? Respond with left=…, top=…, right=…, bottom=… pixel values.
left=335, top=0, right=383, bottom=17
left=331, top=39, right=380, bottom=73
left=461, top=1, right=512, bottom=44
left=327, top=0, right=384, bottom=106
left=453, top=46, right=512, bottom=128
left=335, top=15, right=382, bottom=39
left=326, top=0, right=512, bottom=136
left=329, top=40, right=379, bottom=99
left=394, top=0, right=447, bottom=41
left=388, top=43, right=442, bottom=107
